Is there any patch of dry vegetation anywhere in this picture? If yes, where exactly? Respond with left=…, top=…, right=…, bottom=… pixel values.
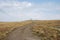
left=0, top=20, right=60, bottom=40
left=32, top=20, right=60, bottom=40
left=0, top=20, right=31, bottom=40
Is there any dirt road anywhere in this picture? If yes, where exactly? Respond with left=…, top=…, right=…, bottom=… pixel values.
left=5, top=24, right=41, bottom=40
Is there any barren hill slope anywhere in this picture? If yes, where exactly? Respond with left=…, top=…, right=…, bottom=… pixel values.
left=0, top=20, right=60, bottom=40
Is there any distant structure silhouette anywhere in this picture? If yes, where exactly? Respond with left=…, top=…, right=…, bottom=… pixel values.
left=30, top=19, right=35, bottom=26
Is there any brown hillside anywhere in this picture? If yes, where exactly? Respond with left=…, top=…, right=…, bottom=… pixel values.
left=0, top=20, right=60, bottom=40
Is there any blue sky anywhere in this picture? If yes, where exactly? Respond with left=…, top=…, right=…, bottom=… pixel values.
left=0, top=0, right=60, bottom=22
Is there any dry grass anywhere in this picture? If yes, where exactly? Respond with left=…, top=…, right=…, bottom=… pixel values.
left=0, top=20, right=31, bottom=39
left=0, top=20, right=60, bottom=40
left=32, top=20, right=60, bottom=40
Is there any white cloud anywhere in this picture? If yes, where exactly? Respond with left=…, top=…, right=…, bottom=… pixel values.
left=0, top=0, right=60, bottom=21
